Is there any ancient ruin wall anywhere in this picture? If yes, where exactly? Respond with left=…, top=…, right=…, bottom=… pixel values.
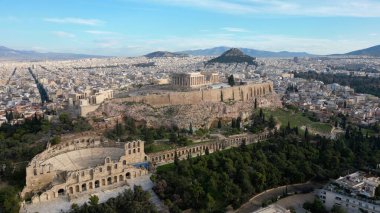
left=113, top=82, right=274, bottom=107
left=21, top=133, right=148, bottom=204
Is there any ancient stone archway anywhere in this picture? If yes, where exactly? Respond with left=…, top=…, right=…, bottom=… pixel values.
left=95, top=180, right=100, bottom=188
left=82, top=183, right=87, bottom=191
left=126, top=172, right=131, bottom=179
left=58, top=189, right=65, bottom=196
left=107, top=177, right=112, bottom=185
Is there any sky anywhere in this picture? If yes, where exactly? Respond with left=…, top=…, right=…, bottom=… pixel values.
left=1, top=0, right=380, bottom=56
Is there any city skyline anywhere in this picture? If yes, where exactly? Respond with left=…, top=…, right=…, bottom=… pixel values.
left=1, top=0, right=380, bottom=56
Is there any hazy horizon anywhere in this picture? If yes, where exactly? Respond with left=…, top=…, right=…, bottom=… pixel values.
left=1, top=0, right=380, bottom=56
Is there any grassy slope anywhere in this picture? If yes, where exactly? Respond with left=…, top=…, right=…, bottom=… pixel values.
left=264, top=109, right=333, bottom=134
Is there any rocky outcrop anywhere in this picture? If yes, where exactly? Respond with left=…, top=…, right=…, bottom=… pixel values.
left=207, top=48, right=258, bottom=66
left=89, top=92, right=281, bottom=129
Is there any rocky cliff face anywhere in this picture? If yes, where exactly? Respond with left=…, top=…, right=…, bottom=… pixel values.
left=89, top=93, right=282, bottom=129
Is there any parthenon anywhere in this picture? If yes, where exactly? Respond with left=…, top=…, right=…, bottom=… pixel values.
left=171, top=72, right=219, bottom=88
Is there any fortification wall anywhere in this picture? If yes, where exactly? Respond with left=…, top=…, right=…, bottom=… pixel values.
left=113, top=82, right=273, bottom=107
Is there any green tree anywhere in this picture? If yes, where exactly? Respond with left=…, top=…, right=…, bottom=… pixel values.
left=303, top=199, right=327, bottom=213
left=189, top=123, right=193, bottom=135
left=231, top=118, right=236, bottom=128
left=0, top=186, right=20, bottom=213
left=236, top=117, right=242, bottom=130
left=51, top=135, right=61, bottom=145
left=268, top=115, right=276, bottom=129
left=331, top=205, right=346, bottom=213
left=206, top=193, right=216, bottom=212
left=375, top=186, right=380, bottom=198
left=304, top=127, right=309, bottom=141
left=228, top=75, right=235, bottom=87
left=205, top=147, right=210, bottom=155
left=88, top=195, right=99, bottom=206
left=174, top=151, right=179, bottom=167
left=59, top=112, right=71, bottom=124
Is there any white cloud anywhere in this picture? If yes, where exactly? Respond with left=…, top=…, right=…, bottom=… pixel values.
left=221, top=27, right=248, bottom=33
left=369, top=33, right=378, bottom=36
left=44, top=17, right=104, bottom=26
left=85, top=30, right=116, bottom=35
left=145, top=0, right=380, bottom=17
left=51, top=31, right=76, bottom=38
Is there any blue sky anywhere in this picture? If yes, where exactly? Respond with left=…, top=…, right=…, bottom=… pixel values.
left=1, top=0, right=380, bottom=56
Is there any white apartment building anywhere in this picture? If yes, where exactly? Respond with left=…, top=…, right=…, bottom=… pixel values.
left=317, top=172, right=380, bottom=213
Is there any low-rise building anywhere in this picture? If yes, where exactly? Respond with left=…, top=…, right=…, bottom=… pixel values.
left=317, top=171, right=380, bottom=213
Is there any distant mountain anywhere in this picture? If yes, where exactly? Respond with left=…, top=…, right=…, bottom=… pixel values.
left=207, top=48, right=258, bottom=65
left=0, top=46, right=106, bottom=61
left=144, top=51, right=188, bottom=58
left=344, top=45, right=380, bottom=57
left=178, top=46, right=313, bottom=57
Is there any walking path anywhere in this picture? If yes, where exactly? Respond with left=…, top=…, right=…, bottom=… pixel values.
left=235, top=181, right=322, bottom=213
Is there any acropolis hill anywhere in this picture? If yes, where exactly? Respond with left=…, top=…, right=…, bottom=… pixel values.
left=89, top=74, right=281, bottom=130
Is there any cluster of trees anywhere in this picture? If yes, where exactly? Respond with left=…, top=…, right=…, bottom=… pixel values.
left=0, top=186, right=20, bottom=213
left=108, top=117, right=168, bottom=142
left=154, top=125, right=380, bottom=212
left=0, top=113, right=93, bottom=212
left=107, top=117, right=193, bottom=147
left=286, top=84, right=298, bottom=93
left=248, top=109, right=276, bottom=133
left=68, top=186, right=157, bottom=213
left=0, top=115, right=47, bottom=166
left=0, top=116, right=48, bottom=212
left=295, top=71, right=380, bottom=98
left=57, top=113, right=92, bottom=134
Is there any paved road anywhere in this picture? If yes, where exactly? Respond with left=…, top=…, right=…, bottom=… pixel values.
left=275, top=192, right=315, bottom=213
left=236, top=182, right=322, bottom=213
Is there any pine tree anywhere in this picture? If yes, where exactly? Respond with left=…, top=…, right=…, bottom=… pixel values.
left=217, top=119, right=222, bottom=129
left=228, top=75, right=235, bottom=87
left=304, top=127, right=309, bottom=141
left=174, top=151, right=179, bottom=167
left=189, top=122, right=193, bottom=134
left=236, top=117, right=242, bottom=130
left=345, top=127, right=350, bottom=139
left=231, top=118, right=236, bottom=128
left=294, top=126, right=299, bottom=135
left=286, top=121, right=291, bottom=132
left=205, top=147, right=210, bottom=155
left=268, top=115, right=276, bottom=129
